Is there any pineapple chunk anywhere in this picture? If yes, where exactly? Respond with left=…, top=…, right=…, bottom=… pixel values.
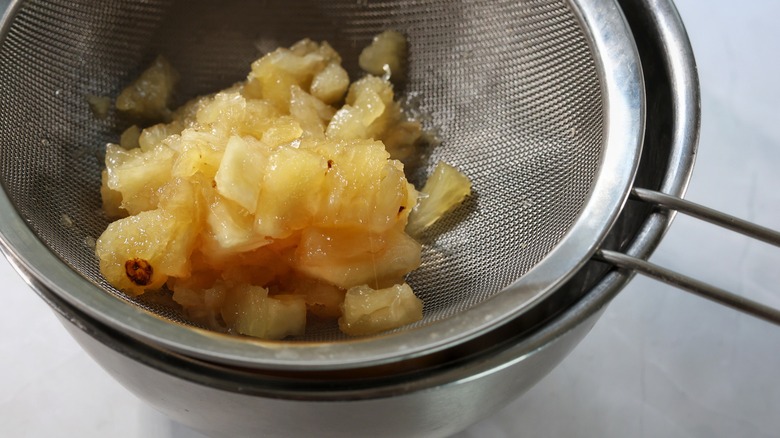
left=104, top=143, right=175, bottom=214
left=119, top=125, right=141, bottom=149
left=262, top=295, right=307, bottom=339
left=247, top=64, right=297, bottom=111
left=290, top=39, right=342, bottom=64
left=289, top=278, right=346, bottom=319
left=168, top=252, right=221, bottom=291
left=100, top=170, right=126, bottom=219
left=201, top=244, right=292, bottom=288
left=310, top=62, right=349, bottom=104
left=86, top=95, right=111, bottom=119
left=241, top=99, right=282, bottom=138
left=172, top=283, right=226, bottom=329
left=221, top=285, right=306, bottom=339
left=115, top=55, right=179, bottom=121
left=296, top=226, right=421, bottom=289
left=260, top=116, right=304, bottom=147
left=312, top=139, right=415, bottom=232
left=326, top=75, right=422, bottom=157
left=381, top=119, right=423, bottom=162
left=214, top=135, right=271, bottom=213
left=195, top=92, right=247, bottom=133
left=244, top=41, right=336, bottom=111
left=289, top=85, right=336, bottom=137
left=195, top=91, right=280, bottom=139
left=205, top=193, right=268, bottom=254
left=407, top=161, right=472, bottom=235
left=138, top=122, right=182, bottom=152
left=221, top=284, right=267, bottom=327
left=326, top=76, right=393, bottom=141
left=358, top=30, right=408, bottom=81
left=170, top=133, right=224, bottom=180
left=254, top=147, right=327, bottom=238
left=339, top=283, right=422, bottom=336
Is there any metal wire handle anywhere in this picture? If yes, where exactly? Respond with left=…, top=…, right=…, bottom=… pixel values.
left=595, top=187, right=780, bottom=326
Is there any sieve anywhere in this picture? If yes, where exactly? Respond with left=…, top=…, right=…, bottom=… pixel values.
left=0, top=0, right=775, bottom=372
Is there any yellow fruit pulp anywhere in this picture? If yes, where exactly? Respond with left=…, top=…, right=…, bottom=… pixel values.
left=98, top=36, right=470, bottom=340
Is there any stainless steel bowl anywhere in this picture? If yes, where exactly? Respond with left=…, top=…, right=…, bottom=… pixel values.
left=4, top=0, right=699, bottom=436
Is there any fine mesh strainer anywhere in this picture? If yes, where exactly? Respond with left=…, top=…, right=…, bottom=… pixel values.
left=0, top=0, right=643, bottom=369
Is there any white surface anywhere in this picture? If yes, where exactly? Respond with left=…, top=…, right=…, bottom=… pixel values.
left=2, top=1, right=780, bottom=437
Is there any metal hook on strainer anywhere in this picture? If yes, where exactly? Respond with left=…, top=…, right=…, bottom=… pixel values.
left=595, top=187, right=780, bottom=325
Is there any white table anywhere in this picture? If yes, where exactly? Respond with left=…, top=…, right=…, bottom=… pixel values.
left=3, top=1, right=779, bottom=436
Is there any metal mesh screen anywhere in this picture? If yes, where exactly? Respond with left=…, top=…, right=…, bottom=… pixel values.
left=0, top=0, right=603, bottom=341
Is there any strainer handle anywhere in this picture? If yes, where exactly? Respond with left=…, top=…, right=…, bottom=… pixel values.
left=595, top=188, right=780, bottom=326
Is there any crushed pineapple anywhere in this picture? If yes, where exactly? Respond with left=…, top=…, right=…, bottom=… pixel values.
left=97, top=35, right=470, bottom=340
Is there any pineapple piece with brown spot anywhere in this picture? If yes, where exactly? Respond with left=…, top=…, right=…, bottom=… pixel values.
left=96, top=209, right=194, bottom=295
left=311, top=139, right=416, bottom=232
left=96, top=178, right=200, bottom=296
